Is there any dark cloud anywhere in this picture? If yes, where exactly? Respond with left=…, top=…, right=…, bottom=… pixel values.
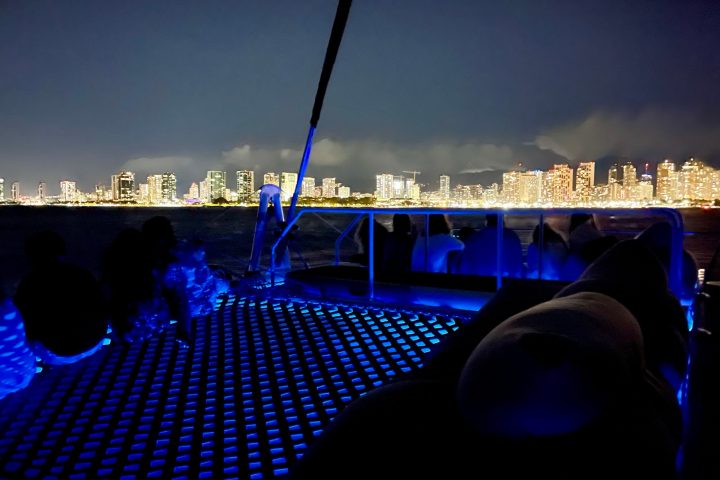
left=535, top=109, right=720, bottom=162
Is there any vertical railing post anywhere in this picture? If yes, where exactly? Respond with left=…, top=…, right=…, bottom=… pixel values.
left=538, top=213, right=544, bottom=280
left=496, top=212, right=504, bottom=290
left=369, top=212, right=375, bottom=300
left=424, top=214, right=430, bottom=271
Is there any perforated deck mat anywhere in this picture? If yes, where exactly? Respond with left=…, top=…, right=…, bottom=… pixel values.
left=0, top=295, right=466, bottom=479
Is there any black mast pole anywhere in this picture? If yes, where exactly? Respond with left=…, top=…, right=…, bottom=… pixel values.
left=287, top=0, right=352, bottom=220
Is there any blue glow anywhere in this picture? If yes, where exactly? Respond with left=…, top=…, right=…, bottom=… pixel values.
left=0, top=295, right=464, bottom=478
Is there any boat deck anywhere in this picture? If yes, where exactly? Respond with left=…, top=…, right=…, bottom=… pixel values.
left=0, top=294, right=467, bottom=479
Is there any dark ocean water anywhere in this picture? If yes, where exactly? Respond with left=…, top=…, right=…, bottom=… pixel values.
left=1, top=206, right=719, bottom=294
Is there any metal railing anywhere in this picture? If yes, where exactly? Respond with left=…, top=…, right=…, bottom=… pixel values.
left=271, top=207, right=685, bottom=300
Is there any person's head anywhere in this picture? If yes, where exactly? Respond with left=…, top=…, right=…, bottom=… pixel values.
left=142, top=216, right=176, bottom=249
left=458, top=292, right=645, bottom=439
left=428, top=214, right=451, bottom=236
left=392, top=214, right=412, bottom=235
left=485, top=214, right=499, bottom=228
left=570, top=213, right=594, bottom=233
left=532, top=223, right=566, bottom=247
left=25, top=230, right=66, bottom=268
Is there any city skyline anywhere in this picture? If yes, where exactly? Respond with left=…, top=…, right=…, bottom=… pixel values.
left=1, top=1, right=720, bottom=193
left=3, top=156, right=720, bottom=207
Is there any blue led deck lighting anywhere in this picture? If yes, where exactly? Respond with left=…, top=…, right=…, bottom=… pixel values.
left=0, top=295, right=465, bottom=478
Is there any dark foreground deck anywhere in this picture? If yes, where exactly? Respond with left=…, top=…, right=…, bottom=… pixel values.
left=0, top=294, right=467, bottom=479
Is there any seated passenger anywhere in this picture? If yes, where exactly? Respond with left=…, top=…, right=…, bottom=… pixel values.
left=171, top=239, right=230, bottom=317
left=454, top=214, right=523, bottom=277
left=526, top=222, right=568, bottom=280
left=556, top=239, right=688, bottom=391
left=562, top=214, right=617, bottom=280
left=457, top=291, right=680, bottom=478
left=411, top=214, right=464, bottom=273
left=349, top=217, right=388, bottom=269
left=14, top=231, right=107, bottom=364
left=102, top=228, right=173, bottom=343
left=382, top=214, right=416, bottom=272
left=635, top=221, right=699, bottom=304
left=0, top=281, right=35, bottom=400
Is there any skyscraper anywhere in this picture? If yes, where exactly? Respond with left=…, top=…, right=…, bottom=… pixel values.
left=375, top=174, right=394, bottom=200
left=392, top=175, right=406, bottom=199
left=322, top=178, right=337, bottom=198
left=518, top=171, right=542, bottom=204
left=111, top=172, right=135, bottom=202
left=206, top=170, right=226, bottom=202
left=550, top=164, right=573, bottom=203
left=0, top=177, right=4, bottom=201
left=301, top=177, right=316, bottom=197
left=608, top=164, right=621, bottom=201
left=502, top=171, right=521, bottom=203
left=236, top=170, right=255, bottom=202
left=60, top=180, right=77, bottom=202
left=575, top=162, right=595, bottom=201
left=147, top=175, right=163, bottom=204
left=622, top=162, right=637, bottom=200
left=439, top=175, right=450, bottom=200
left=161, top=172, right=177, bottom=202
left=280, top=172, right=298, bottom=202
left=263, top=172, right=279, bottom=187
left=37, top=182, right=47, bottom=202
left=656, top=160, right=677, bottom=203
left=11, top=182, right=20, bottom=202
left=338, top=186, right=350, bottom=199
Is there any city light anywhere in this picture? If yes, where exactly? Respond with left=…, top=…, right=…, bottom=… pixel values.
left=1, top=158, right=719, bottom=208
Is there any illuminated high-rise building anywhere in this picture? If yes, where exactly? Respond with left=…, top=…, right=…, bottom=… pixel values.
left=206, top=171, right=226, bottom=202
left=518, top=171, right=542, bottom=204
left=138, top=183, right=150, bottom=203
left=338, top=186, right=350, bottom=199
left=60, top=180, right=77, bottom=202
left=622, top=162, right=637, bottom=200
left=111, top=172, right=135, bottom=202
left=147, top=175, right=163, bottom=204
left=375, top=174, right=394, bottom=200
left=161, top=172, right=177, bottom=202
left=280, top=172, right=298, bottom=202
left=550, top=164, right=573, bottom=203
left=575, top=162, right=595, bottom=201
left=608, top=164, right=621, bottom=201
left=95, top=184, right=110, bottom=202
left=656, top=160, right=677, bottom=203
left=502, top=171, right=521, bottom=204
left=263, top=172, right=279, bottom=186
left=188, top=182, right=200, bottom=200
left=0, top=177, right=4, bottom=201
left=392, top=175, right=406, bottom=199
left=236, top=170, right=255, bottom=202
left=11, top=182, right=20, bottom=202
left=37, top=182, right=47, bottom=202
left=301, top=177, right=316, bottom=197
left=678, top=158, right=710, bottom=201
left=638, top=171, right=653, bottom=202
left=322, top=178, right=337, bottom=198
left=197, top=180, right=209, bottom=202
left=439, top=175, right=450, bottom=200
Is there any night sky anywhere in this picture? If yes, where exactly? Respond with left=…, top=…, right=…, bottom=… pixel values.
left=1, top=0, right=719, bottom=194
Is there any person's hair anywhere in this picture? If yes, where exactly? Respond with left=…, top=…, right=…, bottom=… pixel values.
left=570, top=213, right=593, bottom=233
left=392, top=214, right=412, bottom=235
left=428, top=214, right=451, bottom=236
